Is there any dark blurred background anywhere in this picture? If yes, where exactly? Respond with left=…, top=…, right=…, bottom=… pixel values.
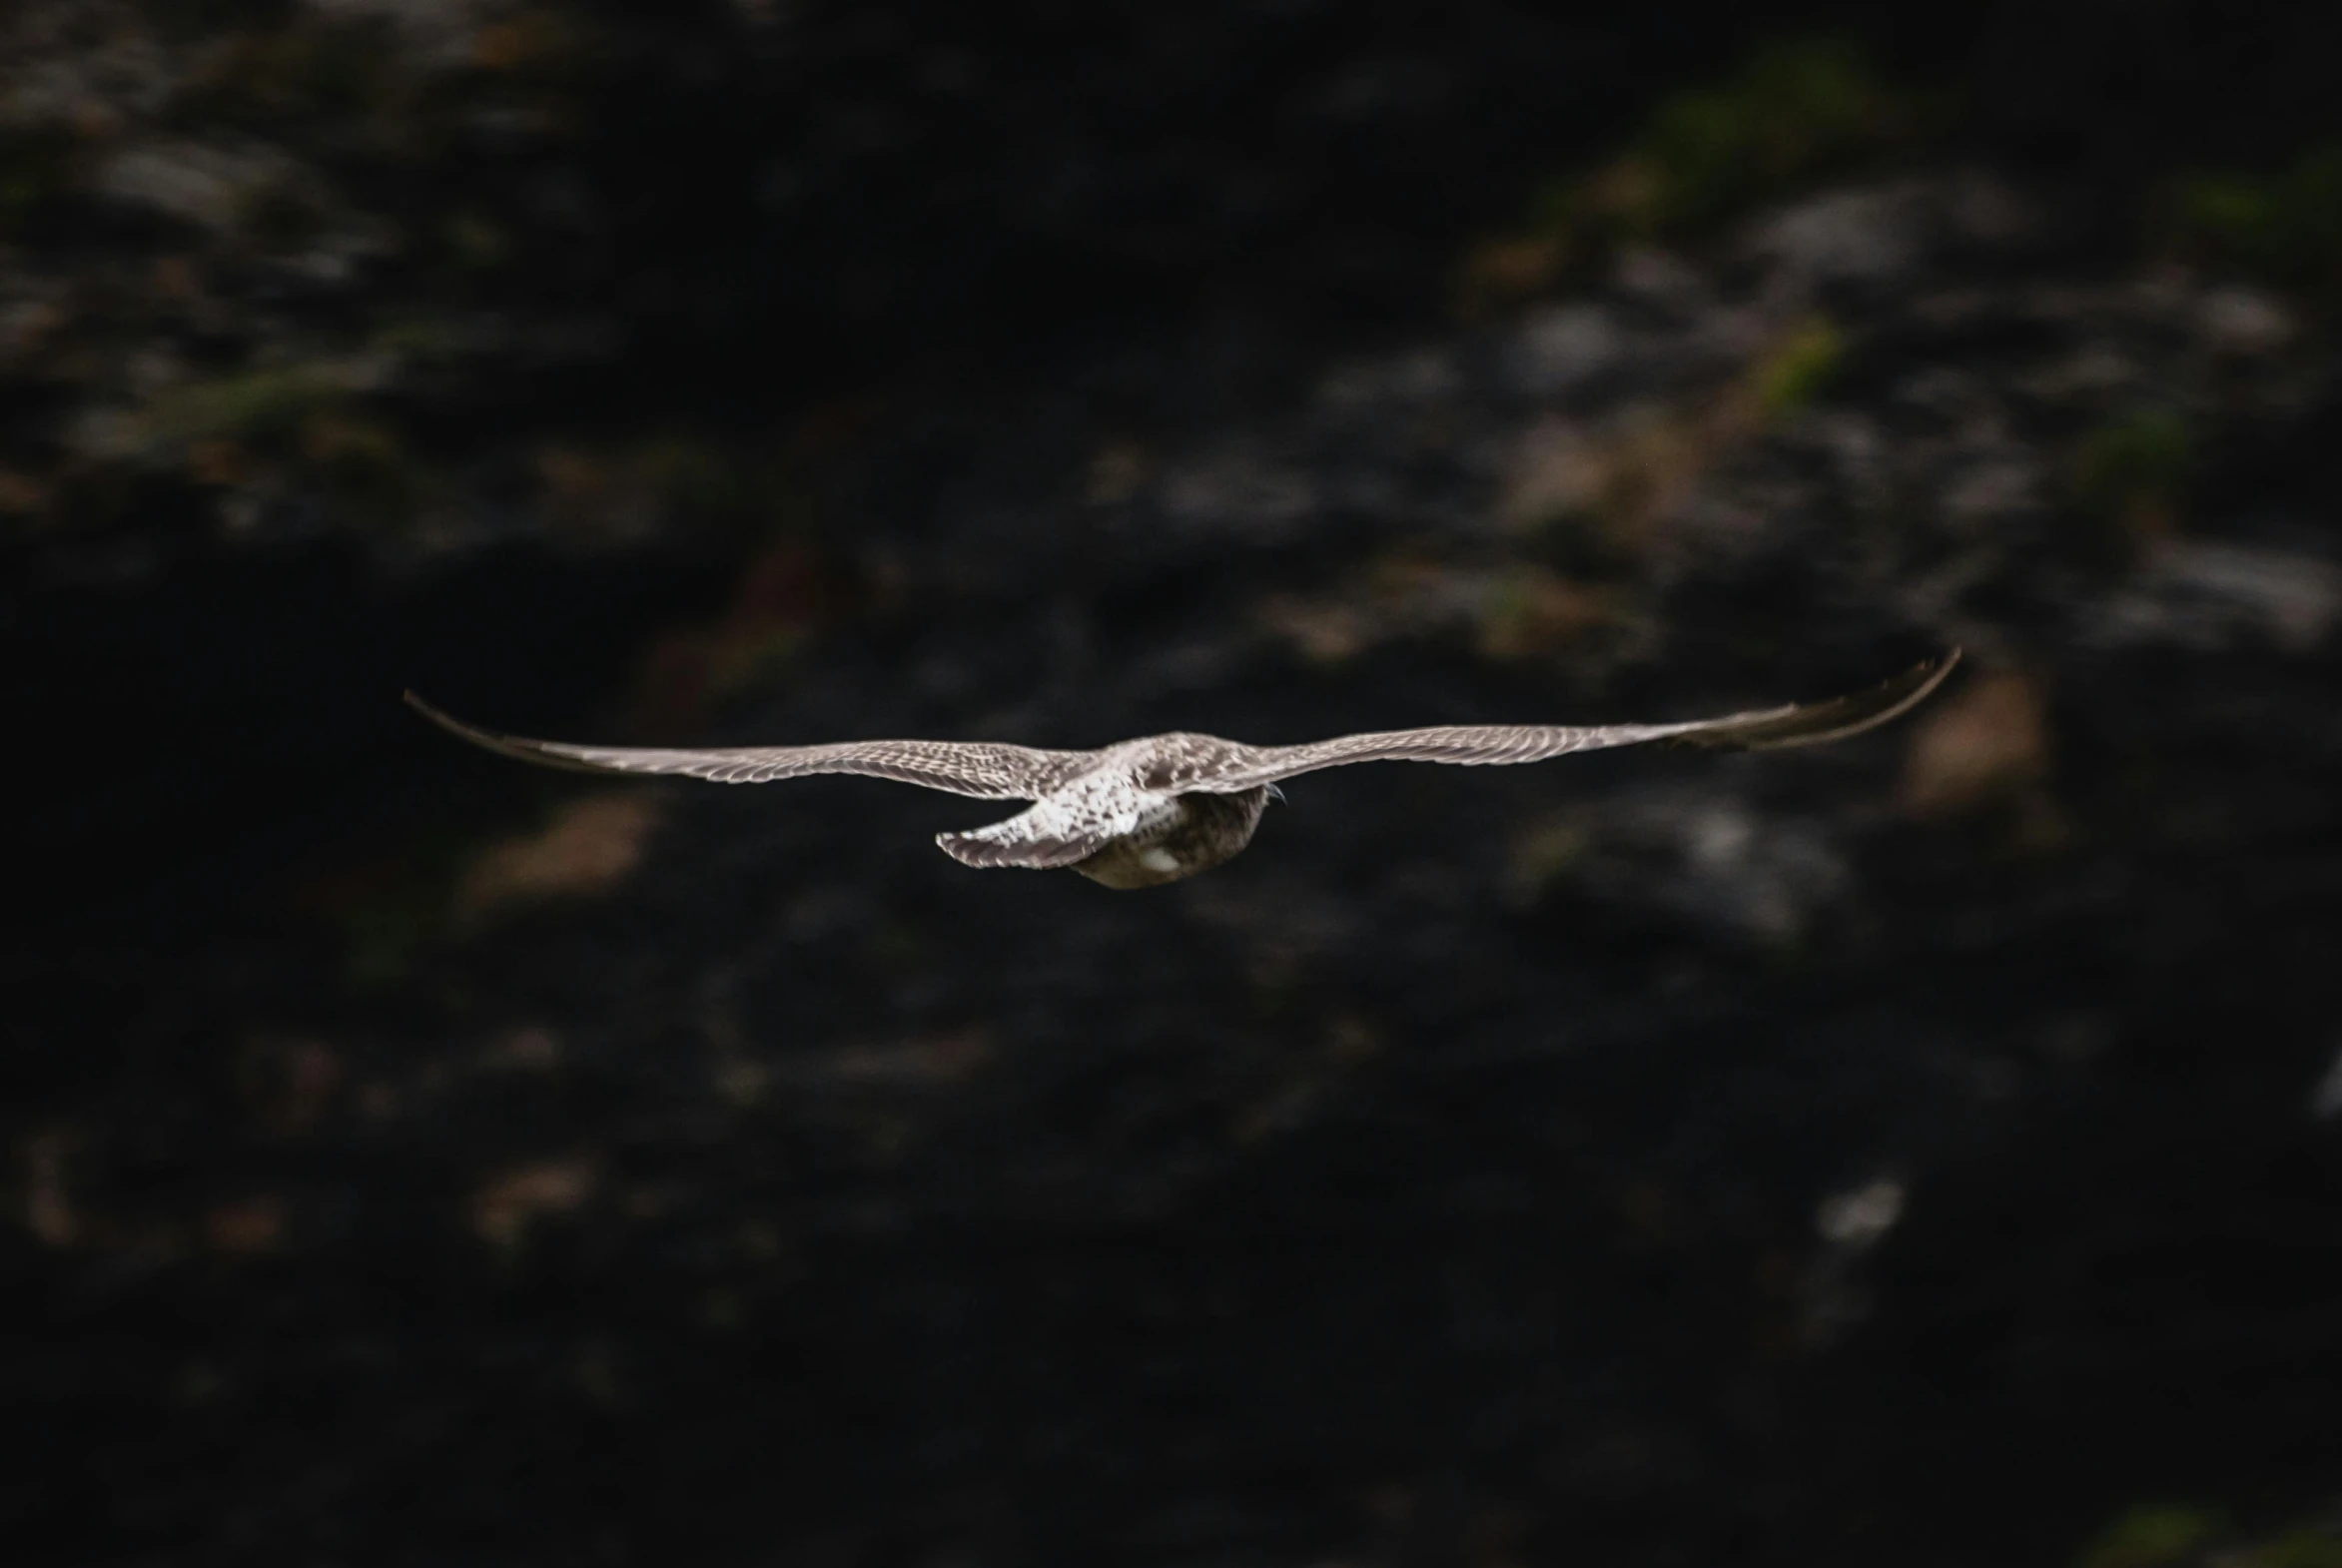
left=7, top=2, right=2342, bottom=1564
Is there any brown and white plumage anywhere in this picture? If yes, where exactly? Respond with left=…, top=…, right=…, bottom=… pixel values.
left=407, top=650, right=1956, bottom=889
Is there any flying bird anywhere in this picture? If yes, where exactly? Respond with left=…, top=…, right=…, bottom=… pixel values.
left=407, top=651, right=1957, bottom=889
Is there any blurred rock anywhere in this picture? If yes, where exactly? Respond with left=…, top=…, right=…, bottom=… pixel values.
left=2089, top=540, right=2341, bottom=654
left=1516, top=787, right=1851, bottom=944
left=1747, top=184, right=1930, bottom=289
left=1815, top=1177, right=1904, bottom=1248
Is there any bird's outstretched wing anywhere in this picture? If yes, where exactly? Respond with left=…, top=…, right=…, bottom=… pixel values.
left=404, top=693, right=1095, bottom=800
left=1184, top=651, right=1959, bottom=791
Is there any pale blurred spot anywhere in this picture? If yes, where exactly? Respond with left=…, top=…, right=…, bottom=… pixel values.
left=455, top=793, right=661, bottom=924
left=1310, top=346, right=1462, bottom=413
left=2023, top=344, right=2139, bottom=399
left=2309, top=1042, right=2342, bottom=1121
left=1508, top=819, right=1590, bottom=905
left=533, top=442, right=658, bottom=543
left=1258, top=592, right=1367, bottom=665
left=150, top=255, right=203, bottom=300
left=1232, top=1016, right=1382, bottom=1143
left=174, top=1362, right=228, bottom=1408
left=205, top=1194, right=285, bottom=1256
left=622, top=1184, right=675, bottom=1219
left=25, top=1132, right=76, bottom=1247
left=184, top=438, right=246, bottom=486
left=573, top=1335, right=627, bottom=1408
left=299, top=411, right=396, bottom=467
left=472, top=12, right=570, bottom=71
left=0, top=298, right=70, bottom=360
left=94, top=140, right=292, bottom=234
left=1476, top=568, right=1615, bottom=660
left=1157, top=442, right=1319, bottom=542
left=1900, top=669, right=2049, bottom=818
left=1512, top=791, right=1846, bottom=944
left=241, top=1035, right=343, bottom=1133
left=736, top=1220, right=786, bottom=1261
left=1503, top=304, right=1625, bottom=398
left=2199, top=286, right=2295, bottom=356
left=1617, top=1181, right=1672, bottom=1240
left=2090, top=540, right=2340, bottom=655
left=0, top=467, right=48, bottom=515
left=1458, top=233, right=1568, bottom=309
left=1747, top=186, right=1926, bottom=287
left=471, top=1159, right=596, bottom=1247
left=1612, top=243, right=1703, bottom=301
left=357, top=1081, right=401, bottom=1122
left=2038, top=1012, right=2113, bottom=1065
left=1500, top=406, right=1702, bottom=544
left=1816, top=1177, right=1904, bottom=1248
left=783, top=1031, right=993, bottom=1091
left=485, top=1024, right=562, bottom=1071
left=1498, top=416, right=1604, bottom=529
left=1266, top=552, right=1624, bottom=669
left=1938, top=451, right=2043, bottom=534
left=1083, top=437, right=1151, bottom=505
left=1325, top=1014, right=1380, bottom=1066
left=714, top=1055, right=770, bottom=1107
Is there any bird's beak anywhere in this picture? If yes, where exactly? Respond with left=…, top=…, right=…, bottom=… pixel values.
left=1265, top=784, right=1286, bottom=805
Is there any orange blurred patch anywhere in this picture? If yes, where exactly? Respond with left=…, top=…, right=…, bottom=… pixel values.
left=1085, top=437, right=1152, bottom=505
left=1900, top=669, right=2050, bottom=818
left=185, top=439, right=246, bottom=486
left=455, top=794, right=661, bottom=924
left=0, top=467, right=50, bottom=515
left=240, top=1036, right=344, bottom=1134
left=151, top=256, right=203, bottom=300
left=471, top=1159, right=596, bottom=1247
left=473, top=13, right=571, bottom=72
left=24, top=1132, right=77, bottom=1247
left=206, top=1195, right=286, bottom=1256
left=485, top=1025, right=563, bottom=1072
left=1458, top=234, right=1571, bottom=312
left=793, top=1031, right=994, bottom=1091
left=1258, top=593, right=1368, bottom=665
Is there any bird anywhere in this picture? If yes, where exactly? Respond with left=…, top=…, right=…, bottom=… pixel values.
left=406, top=650, right=1958, bottom=890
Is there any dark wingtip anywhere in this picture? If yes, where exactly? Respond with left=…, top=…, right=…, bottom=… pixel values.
left=403, top=688, right=490, bottom=747
left=1673, top=648, right=1963, bottom=752
left=401, top=691, right=609, bottom=774
left=1756, top=646, right=1960, bottom=749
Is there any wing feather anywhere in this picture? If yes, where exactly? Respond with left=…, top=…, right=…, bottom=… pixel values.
left=404, top=693, right=1094, bottom=800
left=933, top=791, right=1172, bottom=870
left=1186, top=652, right=1959, bottom=790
